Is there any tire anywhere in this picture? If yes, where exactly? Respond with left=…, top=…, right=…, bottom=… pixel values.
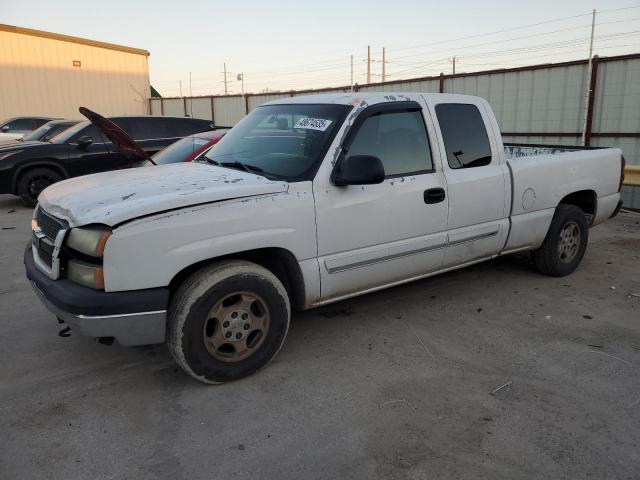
left=167, top=260, right=291, bottom=384
left=17, top=167, right=63, bottom=207
left=532, top=204, right=589, bottom=277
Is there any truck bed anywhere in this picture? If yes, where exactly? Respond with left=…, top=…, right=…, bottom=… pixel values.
left=501, top=142, right=622, bottom=252
left=504, top=142, right=604, bottom=159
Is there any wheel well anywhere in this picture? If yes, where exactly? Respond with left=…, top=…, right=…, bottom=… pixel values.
left=13, top=162, right=67, bottom=193
left=559, top=190, right=596, bottom=222
left=168, top=248, right=306, bottom=311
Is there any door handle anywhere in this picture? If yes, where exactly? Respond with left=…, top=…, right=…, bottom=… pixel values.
left=424, top=188, right=446, bottom=204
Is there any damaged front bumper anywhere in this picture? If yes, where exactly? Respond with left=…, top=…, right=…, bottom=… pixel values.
left=24, top=244, right=169, bottom=346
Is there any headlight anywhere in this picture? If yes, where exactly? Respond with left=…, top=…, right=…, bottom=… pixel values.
left=67, top=260, right=104, bottom=289
left=66, top=227, right=111, bottom=257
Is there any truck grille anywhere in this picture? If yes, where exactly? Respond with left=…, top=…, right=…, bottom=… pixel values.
left=34, top=208, right=68, bottom=271
left=36, top=208, right=68, bottom=240
left=37, top=243, right=54, bottom=267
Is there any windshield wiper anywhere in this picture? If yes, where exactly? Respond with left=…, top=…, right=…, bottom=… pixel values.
left=220, top=161, right=264, bottom=174
left=203, top=157, right=279, bottom=179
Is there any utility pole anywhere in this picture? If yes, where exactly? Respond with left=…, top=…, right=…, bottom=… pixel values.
left=223, top=63, right=229, bottom=95
left=237, top=73, right=244, bottom=95
left=350, top=55, right=354, bottom=92
left=382, top=47, right=386, bottom=83
left=582, top=9, right=597, bottom=145
left=366, top=45, right=371, bottom=84
left=237, top=73, right=246, bottom=115
left=188, top=71, right=192, bottom=117
left=179, top=80, right=183, bottom=98
left=449, top=56, right=458, bottom=90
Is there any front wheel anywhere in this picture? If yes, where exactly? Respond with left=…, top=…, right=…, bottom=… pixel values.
left=17, top=167, right=63, bottom=207
left=532, top=204, right=589, bottom=277
left=167, top=260, right=291, bottom=384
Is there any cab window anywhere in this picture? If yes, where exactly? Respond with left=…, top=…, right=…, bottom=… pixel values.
left=435, top=103, right=492, bottom=169
left=347, top=109, right=433, bottom=177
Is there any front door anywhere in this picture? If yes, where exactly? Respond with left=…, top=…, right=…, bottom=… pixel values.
left=314, top=99, right=449, bottom=302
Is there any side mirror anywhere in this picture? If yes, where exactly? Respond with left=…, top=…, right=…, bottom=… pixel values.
left=75, top=135, right=93, bottom=148
left=1, top=125, right=9, bottom=132
left=331, top=154, right=385, bottom=186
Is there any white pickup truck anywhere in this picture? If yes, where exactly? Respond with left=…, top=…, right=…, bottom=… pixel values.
left=25, top=93, right=624, bottom=384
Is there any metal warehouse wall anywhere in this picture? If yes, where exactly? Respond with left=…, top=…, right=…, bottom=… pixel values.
left=0, top=25, right=150, bottom=120
left=150, top=53, right=640, bottom=207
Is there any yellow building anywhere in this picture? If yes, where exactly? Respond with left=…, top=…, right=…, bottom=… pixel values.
left=0, top=24, right=150, bottom=120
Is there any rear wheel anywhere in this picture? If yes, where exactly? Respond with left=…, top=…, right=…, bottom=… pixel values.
left=167, top=260, right=291, bottom=384
left=17, top=167, right=63, bottom=207
left=532, top=204, right=589, bottom=277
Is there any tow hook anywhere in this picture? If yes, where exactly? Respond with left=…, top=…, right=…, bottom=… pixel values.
left=57, top=317, right=71, bottom=338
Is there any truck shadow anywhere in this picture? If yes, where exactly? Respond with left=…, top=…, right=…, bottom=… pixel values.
left=309, top=252, right=533, bottom=321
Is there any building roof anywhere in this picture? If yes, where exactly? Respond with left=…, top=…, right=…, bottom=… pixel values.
left=0, top=24, right=149, bottom=57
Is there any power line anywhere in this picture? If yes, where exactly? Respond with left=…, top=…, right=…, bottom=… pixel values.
left=151, top=8, right=640, bottom=94
left=387, top=30, right=640, bottom=80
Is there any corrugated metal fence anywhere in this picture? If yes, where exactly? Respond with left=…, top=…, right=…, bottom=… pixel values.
left=150, top=53, right=640, bottom=208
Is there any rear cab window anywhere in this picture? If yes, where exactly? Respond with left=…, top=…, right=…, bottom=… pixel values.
left=435, top=103, right=492, bottom=169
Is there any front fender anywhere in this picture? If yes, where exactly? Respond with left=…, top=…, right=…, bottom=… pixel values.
left=102, top=185, right=317, bottom=292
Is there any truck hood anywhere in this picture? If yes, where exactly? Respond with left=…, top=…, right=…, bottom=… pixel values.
left=38, top=162, right=289, bottom=227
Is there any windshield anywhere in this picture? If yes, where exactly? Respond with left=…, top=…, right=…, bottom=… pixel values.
left=22, top=122, right=76, bottom=142
left=204, top=104, right=350, bottom=181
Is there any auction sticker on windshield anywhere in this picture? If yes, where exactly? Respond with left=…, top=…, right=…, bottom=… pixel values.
left=294, top=117, right=333, bottom=131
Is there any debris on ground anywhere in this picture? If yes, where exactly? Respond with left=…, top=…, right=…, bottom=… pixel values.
left=379, top=399, right=416, bottom=412
left=7, top=209, right=15, bottom=213
left=1, top=226, right=15, bottom=230
left=490, top=380, right=513, bottom=396
left=586, top=350, right=632, bottom=367
left=583, top=314, right=593, bottom=319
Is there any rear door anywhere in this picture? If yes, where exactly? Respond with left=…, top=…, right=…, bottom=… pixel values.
left=314, top=99, right=449, bottom=301
left=424, top=96, right=510, bottom=267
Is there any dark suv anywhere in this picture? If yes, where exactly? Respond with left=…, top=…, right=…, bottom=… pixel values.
left=0, top=115, right=213, bottom=206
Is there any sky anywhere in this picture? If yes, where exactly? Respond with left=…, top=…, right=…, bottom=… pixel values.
left=3, top=0, right=640, bottom=97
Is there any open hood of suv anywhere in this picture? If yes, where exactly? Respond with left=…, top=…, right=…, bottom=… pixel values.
left=38, top=162, right=289, bottom=227
left=79, top=107, right=153, bottom=164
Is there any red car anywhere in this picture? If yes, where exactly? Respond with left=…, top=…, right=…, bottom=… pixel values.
left=149, top=129, right=228, bottom=166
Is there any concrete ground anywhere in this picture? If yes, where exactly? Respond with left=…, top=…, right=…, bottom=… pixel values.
left=0, top=193, right=639, bottom=480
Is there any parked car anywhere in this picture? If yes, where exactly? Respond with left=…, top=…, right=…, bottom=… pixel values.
left=19, top=120, right=80, bottom=144
left=79, top=108, right=228, bottom=167
left=147, top=130, right=228, bottom=165
left=0, top=116, right=57, bottom=144
left=0, top=111, right=215, bottom=206
left=25, top=93, right=624, bottom=384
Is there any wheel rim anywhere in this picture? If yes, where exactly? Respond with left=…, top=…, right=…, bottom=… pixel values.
left=29, top=175, right=56, bottom=197
left=202, top=292, right=270, bottom=362
left=557, top=221, right=581, bottom=263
